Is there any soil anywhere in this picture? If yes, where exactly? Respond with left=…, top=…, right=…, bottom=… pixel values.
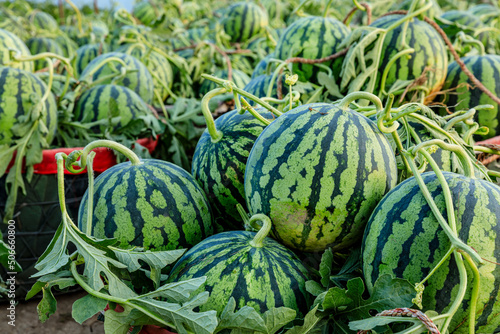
left=0, top=291, right=105, bottom=334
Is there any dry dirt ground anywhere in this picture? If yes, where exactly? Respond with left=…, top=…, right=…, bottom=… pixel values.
left=0, top=291, right=104, bottom=334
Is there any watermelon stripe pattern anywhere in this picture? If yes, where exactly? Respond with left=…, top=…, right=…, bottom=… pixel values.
left=74, top=84, right=152, bottom=132
left=0, top=29, right=33, bottom=72
left=243, top=74, right=288, bottom=101
left=167, top=230, right=311, bottom=316
left=440, top=55, right=500, bottom=139
left=370, top=14, right=448, bottom=99
left=0, top=67, right=57, bottom=145
left=79, top=51, right=154, bottom=104
left=132, top=1, right=163, bottom=26
left=275, top=16, right=348, bottom=83
left=29, top=11, right=59, bottom=32
left=78, top=160, right=214, bottom=251
left=199, top=69, right=250, bottom=97
left=362, top=172, right=500, bottom=334
left=222, top=2, right=268, bottom=43
left=191, top=109, right=275, bottom=230
left=245, top=103, right=397, bottom=252
left=25, top=37, right=64, bottom=71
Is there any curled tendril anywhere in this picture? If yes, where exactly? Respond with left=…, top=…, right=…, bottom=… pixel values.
left=65, top=150, right=86, bottom=173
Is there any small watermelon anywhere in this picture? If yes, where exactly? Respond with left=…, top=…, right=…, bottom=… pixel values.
left=221, top=2, right=269, bottom=44
left=29, top=10, right=59, bottom=32
left=167, top=214, right=311, bottom=316
left=362, top=171, right=500, bottom=334
left=245, top=101, right=397, bottom=252
left=0, top=29, right=33, bottom=72
left=79, top=51, right=154, bottom=104
left=78, top=159, right=214, bottom=251
left=74, top=84, right=153, bottom=132
left=25, top=37, right=64, bottom=71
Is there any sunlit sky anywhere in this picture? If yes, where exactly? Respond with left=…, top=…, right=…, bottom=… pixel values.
left=32, top=0, right=135, bottom=11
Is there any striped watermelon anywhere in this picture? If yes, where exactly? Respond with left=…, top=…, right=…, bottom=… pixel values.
left=78, top=159, right=214, bottom=251
left=132, top=1, right=165, bottom=27
left=166, top=215, right=311, bottom=316
left=221, top=2, right=269, bottom=44
left=251, top=53, right=274, bottom=78
left=439, top=55, right=500, bottom=139
left=244, top=102, right=398, bottom=252
left=74, top=84, right=153, bottom=132
left=36, top=72, right=77, bottom=97
left=0, top=29, right=33, bottom=72
left=275, top=16, right=348, bottom=83
left=438, top=10, right=488, bottom=46
left=0, top=67, right=57, bottom=145
left=199, top=69, right=250, bottom=97
left=362, top=171, right=500, bottom=334
left=25, top=37, right=64, bottom=71
left=54, top=34, right=78, bottom=58
left=469, top=4, right=500, bottom=25
left=79, top=52, right=154, bottom=104
left=192, top=108, right=275, bottom=230
left=369, top=14, right=448, bottom=101
left=29, top=10, right=59, bottom=32
left=74, top=43, right=109, bottom=76
left=115, top=43, right=173, bottom=103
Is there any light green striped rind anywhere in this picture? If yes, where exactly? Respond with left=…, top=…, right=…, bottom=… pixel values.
left=440, top=55, right=500, bottom=139
left=167, top=230, right=312, bottom=316
left=0, top=29, right=33, bottom=72
left=362, top=172, right=500, bottom=334
left=74, top=43, right=109, bottom=76
left=0, top=67, right=57, bottom=145
left=275, top=16, right=349, bottom=83
left=29, top=11, right=59, bottom=32
left=191, top=108, right=275, bottom=230
left=78, top=159, right=214, bottom=251
left=222, top=2, right=269, bottom=43
left=132, top=1, right=164, bottom=26
left=80, top=51, right=154, bottom=104
left=25, top=37, right=64, bottom=71
left=244, top=103, right=398, bottom=252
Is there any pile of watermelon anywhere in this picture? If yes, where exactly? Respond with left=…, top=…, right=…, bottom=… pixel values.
left=2, top=0, right=500, bottom=333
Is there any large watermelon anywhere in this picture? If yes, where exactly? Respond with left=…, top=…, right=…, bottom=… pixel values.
left=245, top=101, right=398, bottom=252
left=167, top=214, right=311, bottom=316
left=192, top=108, right=275, bottom=230
left=362, top=171, right=500, bottom=334
left=79, top=52, right=154, bottom=104
left=275, top=16, right=349, bottom=83
left=439, top=55, right=500, bottom=139
left=0, top=67, right=57, bottom=145
left=25, top=37, right=64, bottom=71
left=74, top=84, right=153, bottom=132
left=369, top=14, right=448, bottom=101
left=221, top=2, right=268, bottom=44
left=0, top=29, right=33, bottom=72
left=78, top=159, right=214, bottom=251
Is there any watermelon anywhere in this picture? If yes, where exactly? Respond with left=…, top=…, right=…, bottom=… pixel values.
left=0, top=29, right=33, bottom=72
left=244, top=101, right=398, bottom=252
left=221, top=2, right=269, bottom=44
left=192, top=108, right=275, bottom=230
left=469, top=4, right=500, bottom=25
left=369, top=14, right=448, bottom=101
left=275, top=16, right=349, bottom=83
left=439, top=55, right=500, bottom=139
left=132, top=1, right=165, bottom=27
left=79, top=52, right=154, bottom=104
left=54, top=34, right=78, bottom=58
left=115, top=43, right=174, bottom=103
left=29, top=10, right=59, bottom=32
left=74, top=84, right=153, bottom=132
left=78, top=159, right=214, bottom=251
left=0, top=67, right=57, bottom=145
left=199, top=69, right=250, bottom=97
left=74, top=43, right=109, bottom=76
left=166, top=214, right=311, bottom=316
left=25, top=37, right=64, bottom=71
left=251, top=53, right=274, bottom=78
left=362, top=171, right=500, bottom=334
left=243, top=74, right=288, bottom=101
left=438, top=10, right=488, bottom=46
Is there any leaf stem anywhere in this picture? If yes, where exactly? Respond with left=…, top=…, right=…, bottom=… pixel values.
left=201, top=88, right=225, bottom=142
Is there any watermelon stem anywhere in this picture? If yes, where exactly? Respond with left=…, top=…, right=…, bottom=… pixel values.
left=441, top=251, right=468, bottom=334
left=79, top=56, right=128, bottom=83
left=84, top=152, right=97, bottom=236
left=249, top=214, right=272, bottom=248
left=201, top=87, right=225, bottom=142
left=240, top=97, right=272, bottom=126
left=65, top=0, right=83, bottom=34
left=462, top=252, right=480, bottom=334
left=338, top=91, right=383, bottom=112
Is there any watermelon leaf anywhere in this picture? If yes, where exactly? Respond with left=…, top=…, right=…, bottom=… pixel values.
left=216, top=297, right=268, bottom=333
left=262, top=307, right=297, bottom=334
left=0, top=239, right=21, bottom=272
left=26, top=270, right=76, bottom=300
left=72, top=294, right=108, bottom=324
left=110, top=247, right=185, bottom=273
left=319, top=248, right=333, bottom=288
left=37, top=286, right=57, bottom=323
left=284, top=305, right=328, bottom=334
